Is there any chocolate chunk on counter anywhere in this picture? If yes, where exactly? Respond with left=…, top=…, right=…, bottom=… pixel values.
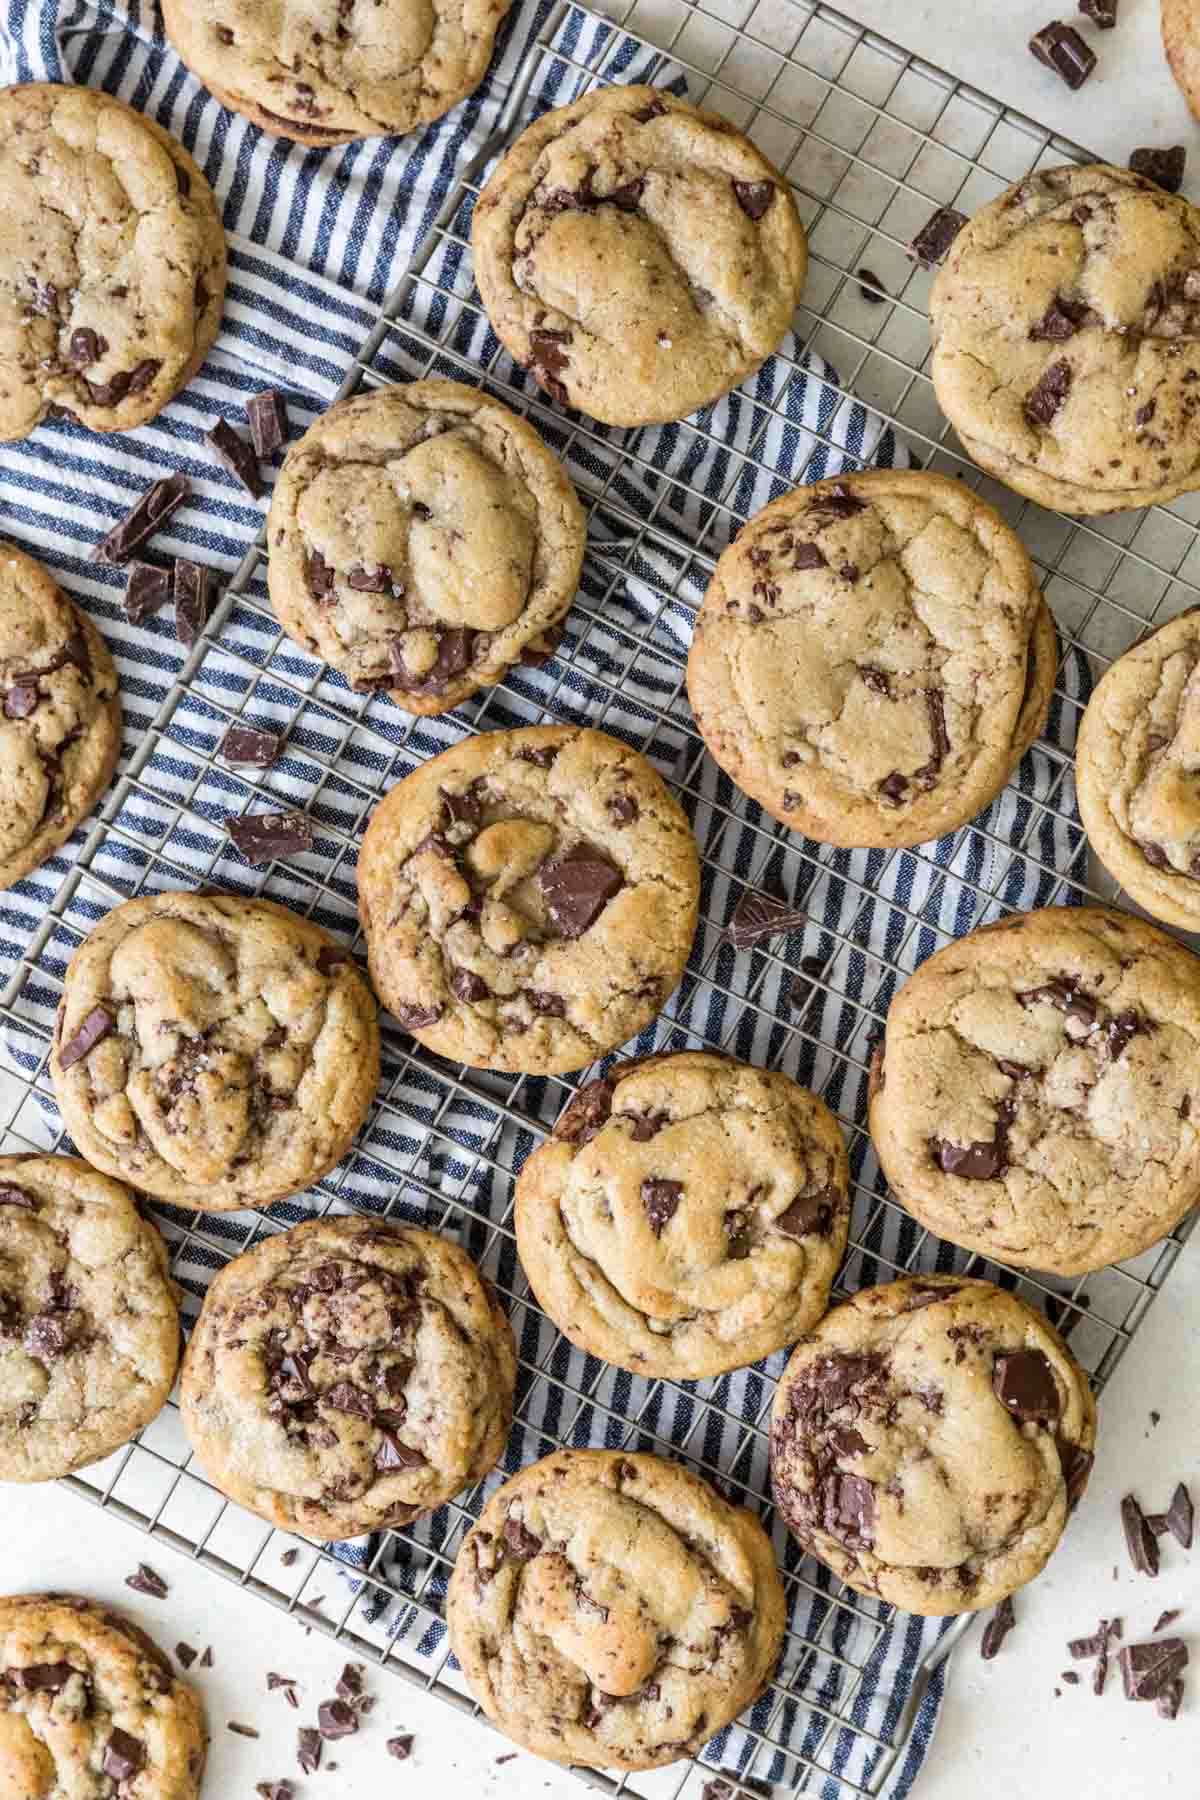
left=1166, top=1481, right=1194, bottom=1550
left=174, top=559, right=212, bottom=649
left=980, top=1595, right=1016, bottom=1660
left=220, top=723, right=282, bottom=768
left=1121, top=1492, right=1161, bottom=1577
left=725, top=889, right=807, bottom=949
left=1153, top=1609, right=1183, bottom=1633
left=1129, top=146, right=1186, bottom=193
left=297, top=1727, right=322, bottom=1773
left=225, top=810, right=314, bottom=865
left=1030, top=21, right=1096, bottom=90
left=123, top=560, right=172, bottom=625
left=1118, top=1637, right=1189, bottom=1701
left=247, top=389, right=289, bottom=458
left=205, top=417, right=264, bottom=498
left=58, top=1004, right=115, bottom=1070
left=386, top=1734, right=414, bottom=1761
left=92, top=472, right=189, bottom=565
left=1156, top=1677, right=1185, bottom=1720
left=1079, top=0, right=1117, bottom=23
left=908, top=207, right=968, bottom=267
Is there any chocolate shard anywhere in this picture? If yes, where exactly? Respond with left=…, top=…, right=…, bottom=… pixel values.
left=1118, top=1638, right=1189, bottom=1701
left=173, top=558, right=212, bottom=649
left=1025, top=358, right=1073, bottom=427
left=908, top=206, right=968, bottom=268
left=390, top=625, right=476, bottom=697
left=732, top=179, right=776, bottom=220
left=325, top=1381, right=372, bottom=1418
left=1079, top=0, right=1117, bottom=23
left=92, top=472, right=189, bottom=565
left=123, top=560, right=172, bottom=625
left=205, top=416, right=264, bottom=498
left=247, top=389, right=289, bottom=458
left=725, top=889, right=807, bottom=950
left=641, top=1177, right=683, bottom=1235
left=823, top=1472, right=875, bottom=1549
left=1156, top=1677, right=1185, bottom=1720
left=980, top=1595, right=1016, bottom=1661
left=539, top=844, right=623, bottom=938
left=775, top=1188, right=839, bottom=1239
left=1030, top=296, right=1089, bottom=342
left=1129, top=146, right=1186, bottom=193
left=1121, top=1493, right=1161, bottom=1578
left=1166, top=1481, right=1194, bottom=1550
left=1153, top=1610, right=1183, bottom=1634
left=297, top=1726, right=322, bottom=1773
left=225, top=810, right=313, bottom=865
left=555, top=1076, right=615, bottom=1145
left=992, top=1349, right=1061, bottom=1422
left=58, top=1004, right=115, bottom=1071
left=793, top=541, right=828, bottom=569
left=317, top=1698, right=358, bottom=1740
left=857, top=267, right=888, bottom=304
left=102, top=1729, right=145, bottom=1782
left=125, top=1563, right=168, bottom=1599
left=386, top=1734, right=414, bottom=1761
left=221, top=723, right=282, bottom=767
left=1029, top=21, right=1096, bottom=90
left=12, top=1662, right=75, bottom=1692
left=1017, top=975, right=1098, bottom=1028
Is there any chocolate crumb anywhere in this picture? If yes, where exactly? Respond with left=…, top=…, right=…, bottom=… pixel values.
left=387, top=1734, right=414, bottom=1761
left=1154, top=1610, right=1183, bottom=1633
left=227, top=1722, right=259, bottom=1739
left=199, top=1647, right=213, bottom=1668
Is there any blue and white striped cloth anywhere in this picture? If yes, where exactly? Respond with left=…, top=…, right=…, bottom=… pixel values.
left=0, top=5, right=1092, bottom=1796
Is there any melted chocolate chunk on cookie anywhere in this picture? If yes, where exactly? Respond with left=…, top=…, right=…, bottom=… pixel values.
left=1030, top=295, right=1090, bottom=341
left=641, top=1177, right=683, bottom=1235
left=375, top=1431, right=424, bottom=1472
left=9, top=1661, right=76, bottom=1691
left=556, top=1076, right=616, bottom=1145
left=625, top=1108, right=669, bottom=1141
left=527, top=328, right=572, bottom=405
left=914, top=688, right=950, bottom=789
left=607, top=789, right=639, bottom=825
left=102, top=1730, right=145, bottom=1782
left=908, top=206, right=967, bottom=267
left=525, top=989, right=565, bottom=1017
left=931, top=1097, right=1015, bottom=1180
left=732, top=180, right=776, bottom=220
left=226, top=810, right=313, bottom=865
left=822, top=1471, right=875, bottom=1549
left=305, top=549, right=335, bottom=599
left=68, top=327, right=107, bottom=368
left=1017, top=975, right=1098, bottom=1028
left=992, top=1349, right=1061, bottom=1421
left=878, top=770, right=910, bottom=805
left=449, top=966, right=489, bottom=1003
left=902, top=1282, right=963, bottom=1310
left=1026, top=358, right=1073, bottom=426
left=503, top=1513, right=542, bottom=1557
left=539, top=844, right=623, bottom=937
left=776, top=1189, right=838, bottom=1238
left=58, top=1003, right=115, bottom=1070
left=392, top=627, right=476, bottom=697
left=3, top=679, right=39, bottom=719
left=980, top=1595, right=1017, bottom=1660
left=1104, top=1009, right=1151, bottom=1059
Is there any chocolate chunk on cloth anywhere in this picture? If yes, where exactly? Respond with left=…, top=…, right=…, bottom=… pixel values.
left=123, top=561, right=172, bottom=625
left=221, top=724, right=282, bottom=767
left=247, top=389, right=289, bottom=458
left=225, top=809, right=314, bottom=864
left=92, top=473, right=189, bottom=565
left=725, top=889, right=807, bottom=949
left=174, top=558, right=212, bottom=649
left=205, top=417, right=264, bottom=498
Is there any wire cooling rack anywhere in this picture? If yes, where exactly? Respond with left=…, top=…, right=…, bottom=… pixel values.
left=2, top=3, right=1199, bottom=1797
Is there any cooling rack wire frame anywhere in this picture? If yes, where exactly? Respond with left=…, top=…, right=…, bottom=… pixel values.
left=1, top=2, right=1197, bottom=1796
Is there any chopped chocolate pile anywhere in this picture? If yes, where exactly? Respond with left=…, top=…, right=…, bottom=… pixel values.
left=980, top=1595, right=1016, bottom=1660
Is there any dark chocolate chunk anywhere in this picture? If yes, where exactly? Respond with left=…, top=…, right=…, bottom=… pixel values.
left=68, top=327, right=107, bottom=368
left=860, top=664, right=892, bottom=696
left=1026, top=358, right=1073, bottom=427
left=725, top=889, right=806, bottom=949
left=346, top=563, right=393, bottom=593
left=981, top=1595, right=1016, bottom=1660
left=58, top=1004, right=115, bottom=1070
left=449, top=966, right=489, bottom=1003
left=607, top=790, right=639, bottom=825
left=823, top=1472, right=875, bottom=1548
left=297, top=1727, right=322, bottom=1773
left=0, top=1185, right=34, bottom=1209
left=1153, top=1610, right=1183, bottom=1633
left=1166, top=1481, right=1194, bottom=1549
left=221, top=723, right=282, bottom=767
left=173, top=558, right=212, bottom=649
left=123, top=560, right=172, bottom=625
left=305, top=549, right=335, bottom=598
left=525, top=989, right=565, bottom=1017
left=607, top=178, right=644, bottom=211
left=574, top=1583, right=609, bottom=1621
left=908, top=207, right=968, bottom=267
left=1129, top=147, right=1186, bottom=193
left=931, top=1099, right=1014, bottom=1181
left=1121, top=1493, right=1161, bottom=1578
left=394, top=1001, right=444, bottom=1030
left=992, top=1349, right=1061, bottom=1422
left=200, top=1646, right=212, bottom=1667
left=1118, top=1638, right=1188, bottom=1701
left=325, top=1381, right=372, bottom=1418
left=256, top=1785, right=294, bottom=1800
left=808, top=480, right=866, bottom=522
left=1017, top=976, right=1098, bottom=1028
left=125, top=1563, right=168, bottom=1599
left=503, top=1515, right=542, bottom=1558
left=556, top=1076, right=615, bottom=1145
left=539, top=844, right=622, bottom=938
left=387, top=1735, right=414, bottom=1761
left=732, top=180, right=776, bottom=220
left=1030, top=296, right=1089, bottom=341
left=391, top=626, right=475, bottom=697
left=1057, top=1438, right=1094, bottom=1508
left=857, top=268, right=887, bottom=303
left=228, top=1721, right=260, bottom=1738
left=775, top=1188, right=838, bottom=1238
left=528, top=328, right=572, bottom=405
left=102, top=1729, right=145, bottom=1782
left=225, top=810, right=313, bottom=864
left=793, top=541, right=827, bottom=569
left=902, top=1282, right=962, bottom=1311
left=317, top=1699, right=358, bottom=1740
left=174, top=1643, right=198, bottom=1668
left=1079, top=0, right=1117, bottom=23
left=374, top=1430, right=425, bottom=1472
left=92, top=473, right=189, bottom=565
left=1030, top=21, right=1096, bottom=90
left=205, top=416, right=264, bottom=498
left=247, top=389, right=289, bottom=458
left=641, top=1177, right=683, bottom=1235
left=1156, top=1677, right=1185, bottom=1719
left=3, top=680, right=39, bottom=719
left=879, top=770, right=909, bottom=804
left=1138, top=838, right=1169, bottom=869
left=24, top=1311, right=71, bottom=1358
left=12, top=1662, right=75, bottom=1692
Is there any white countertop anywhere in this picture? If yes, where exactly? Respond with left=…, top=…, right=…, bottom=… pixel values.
left=3, top=1, right=1198, bottom=1796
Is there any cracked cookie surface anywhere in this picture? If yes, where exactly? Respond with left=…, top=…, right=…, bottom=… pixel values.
left=0, top=83, right=226, bottom=443
left=267, top=382, right=586, bottom=714
left=446, top=1448, right=785, bottom=1769
left=686, top=472, right=1052, bottom=848
left=515, top=1050, right=850, bottom=1379
left=50, top=890, right=379, bottom=1214
left=181, top=1214, right=515, bottom=1540
left=0, top=1594, right=207, bottom=1800
left=471, top=84, right=808, bottom=427
left=769, top=1275, right=1096, bottom=1616
left=930, top=163, right=1200, bottom=513
left=868, top=906, right=1200, bottom=1274
left=1076, top=609, right=1200, bottom=929
left=356, top=725, right=700, bottom=1074
left=0, top=1155, right=179, bottom=1482
left=0, top=542, right=121, bottom=889
left=162, top=0, right=512, bottom=145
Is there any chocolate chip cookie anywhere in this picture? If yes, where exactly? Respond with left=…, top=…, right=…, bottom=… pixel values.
left=1076, top=609, right=1200, bottom=929
left=0, top=1156, right=179, bottom=1482
left=0, top=84, right=226, bottom=443
left=686, top=472, right=1053, bottom=848
left=357, top=725, right=700, bottom=1074
left=50, top=891, right=379, bottom=1214
left=180, top=1214, right=515, bottom=1541
left=930, top=163, right=1200, bottom=513
left=162, top=0, right=513, bottom=145
left=0, top=1594, right=206, bottom=1799
left=769, top=1275, right=1097, bottom=1616
left=471, top=84, right=808, bottom=427
left=869, top=906, right=1200, bottom=1274
left=1163, top=0, right=1200, bottom=124
left=446, top=1448, right=785, bottom=1769
left=515, top=1051, right=850, bottom=1380
left=0, top=543, right=121, bottom=889
left=267, top=382, right=586, bottom=713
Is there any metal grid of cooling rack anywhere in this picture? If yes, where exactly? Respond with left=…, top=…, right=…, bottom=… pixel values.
left=1, top=3, right=1199, bottom=1797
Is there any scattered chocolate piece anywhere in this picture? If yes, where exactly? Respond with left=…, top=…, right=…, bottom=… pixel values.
left=225, top=810, right=314, bottom=864
left=857, top=268, right=887, bottom=304
left=227, top=1722, right=259, bottom=1738
left=503, top=1516, right=542, bottom=1557
left=267, top=1673, right=300, bottom=1691
left=908, top=207, right=967, bottom=268
left=92, top=473, right=189, bottom=565
left=992, top=1349, right=1061, bottom=1421
left=124, top=1564, right=168, bottom=1600
left=247, top=389, right=289, bottom=458
left=221, top=723, right=282, bottom=768
left=1068, top=1629, right=1106, bottom=1659
left=317, top=1698, right=358, bottom=1739
left=387, top=1734, right=414, bottom=1761
left=1150, top=1410, right=1161, bottom=1428
left=280, top=1548, right=299, bottom=1567
left=496, top=1752, right=518, bottom=1764
left=1080, top=0, right=1117, bottom=23
left=1129, top=146, right=1186, bottom=194
left=1094, top=1644, right=1109, bottom=1696
left=102, top=1729, right=145, bottom=1782
left=297, top=1726, right=322, bottom=1773
left=1118, top=1638, right=1189, bottom=1701
left=123, top=560, right=171, bottom=625
left=1030, top=21, right=1096, bottom=90
left=199, top=1646, right=213, bottom=1668
left=173, top=558, right=211, bottom=649
left=1156, top=1677, right=1185, bottom=1719
left=725, top=889, right=807, bottom=949
left=255, top=1785, right=293, bottom=1800
left=1154, top=1610, right=1183, bottom=1633
left=175, top=1642, right=198, bottom=1668
left=539, top=845, right=622, bottom=938
left=1122, top=1493, right=1161, bottom=1577
left=1061, top=1670, right=1081, bottom=1684
left=205, top=416, right=264, bottom=498
left=1166, top=1482, right=1194, bottom=1549
left=981, top=1595, right=1016, bottom=1660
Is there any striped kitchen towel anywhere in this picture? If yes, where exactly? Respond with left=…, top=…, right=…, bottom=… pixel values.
left=0, top=5, right=1092, bottom=1798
